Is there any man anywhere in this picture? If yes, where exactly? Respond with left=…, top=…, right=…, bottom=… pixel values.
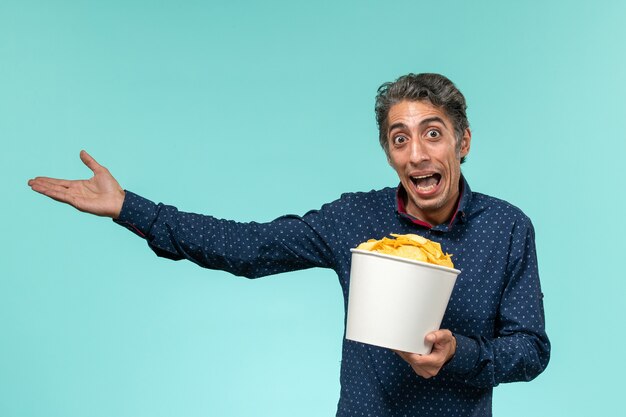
left=28, top=73, right=550, bottom=416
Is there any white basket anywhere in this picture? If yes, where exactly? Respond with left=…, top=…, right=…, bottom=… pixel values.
left=346, top=249, right=460, bottom=354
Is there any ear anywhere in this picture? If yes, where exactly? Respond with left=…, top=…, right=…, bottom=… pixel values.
left=459, top=128, right=471, bottom=158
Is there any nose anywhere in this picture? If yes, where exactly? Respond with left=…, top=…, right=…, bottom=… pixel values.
left=409, top=138, right=429, bottom=164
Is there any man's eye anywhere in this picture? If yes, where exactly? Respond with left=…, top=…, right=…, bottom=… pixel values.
left=426, top=130, right=440, bottom=139
left=393, top=135, right=408, bottom=145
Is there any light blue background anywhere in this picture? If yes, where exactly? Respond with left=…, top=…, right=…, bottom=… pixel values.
left=1, top=0, right=625, bottom=416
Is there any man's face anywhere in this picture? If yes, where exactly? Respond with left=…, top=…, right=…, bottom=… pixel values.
left=386, top=100, right=471, bottom=226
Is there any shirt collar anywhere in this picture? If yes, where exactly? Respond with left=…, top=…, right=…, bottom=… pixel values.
left=395, top=174, right=472, bottom=232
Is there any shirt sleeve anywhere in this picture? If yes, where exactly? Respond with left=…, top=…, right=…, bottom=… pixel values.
left=113, top=191, right=338, bottom=278
left=441, top=217, right=550, bottom=388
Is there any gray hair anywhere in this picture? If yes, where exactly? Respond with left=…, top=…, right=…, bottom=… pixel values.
left=375, top=73, right=469, bottom=163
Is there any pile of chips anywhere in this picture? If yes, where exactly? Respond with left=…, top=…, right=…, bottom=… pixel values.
left=356, top=233, right=454, bottom=268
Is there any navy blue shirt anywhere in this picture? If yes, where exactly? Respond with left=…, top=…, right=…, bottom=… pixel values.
left=114, top=176, right=550, bottom=417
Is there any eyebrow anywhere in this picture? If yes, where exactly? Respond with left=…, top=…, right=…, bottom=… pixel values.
left=387, top=117, right=448, bottom=134
left=419, top=116, right=448, bottom=129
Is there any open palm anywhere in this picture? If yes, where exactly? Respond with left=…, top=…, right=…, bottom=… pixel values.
left=28, top=150, right=126, bottom=218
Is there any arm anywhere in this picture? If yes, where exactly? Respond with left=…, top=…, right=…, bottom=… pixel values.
left=29, top=151, right=337, bottom=277
left=397, top=218, right=550, bottom=387
left=113, top=191, right=337, bottom=277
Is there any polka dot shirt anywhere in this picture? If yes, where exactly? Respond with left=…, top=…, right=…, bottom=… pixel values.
left=114, top=176, right=550, bottom=417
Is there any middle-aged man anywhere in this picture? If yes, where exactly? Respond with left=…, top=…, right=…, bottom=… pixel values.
left=28, top=73, right=550, bottom=417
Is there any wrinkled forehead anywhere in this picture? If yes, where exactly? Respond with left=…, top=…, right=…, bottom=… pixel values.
left=386, top=100, right=453, bottom=130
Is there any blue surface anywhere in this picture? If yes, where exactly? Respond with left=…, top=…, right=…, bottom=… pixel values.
left=1, top=0, right=625, bottom=415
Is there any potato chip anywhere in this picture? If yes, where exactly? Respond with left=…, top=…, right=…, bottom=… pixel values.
left=394, top=245, right=428, bottom=262
left=356, top=240, right=378, bottom=251
left=355, top=233, right=454, bottom=268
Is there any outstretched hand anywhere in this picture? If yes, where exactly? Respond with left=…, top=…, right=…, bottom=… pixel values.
left=28, top=150, right=125, bottom=219
left=394, top=330, right=457, bottom=379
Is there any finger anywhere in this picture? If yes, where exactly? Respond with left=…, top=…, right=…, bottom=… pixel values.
left=30, top=181, right=74, bottom=205
left=426, top=329, right=453, bottom=346
left=30, top=178, right=74, bottom=197
left=408, top=354, right=443, bottom=378
left=394, top=349, right=423, bottom=360
left=394, top=349, right=411, bottom=363
left=29, top=176, right=74, bottom=188
left=80, top=150, right=104, bottom=174
left=394, top=349, right=425, bottom=367
left=394, top=350, right=439, bottom=378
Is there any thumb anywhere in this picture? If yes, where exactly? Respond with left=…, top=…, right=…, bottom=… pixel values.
left=80, top=150, right=103, bottom=173
left=428, top=330, right=455, bottom=346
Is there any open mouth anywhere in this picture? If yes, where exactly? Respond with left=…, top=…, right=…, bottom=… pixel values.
left=410, top=173, right=441, bottom=192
